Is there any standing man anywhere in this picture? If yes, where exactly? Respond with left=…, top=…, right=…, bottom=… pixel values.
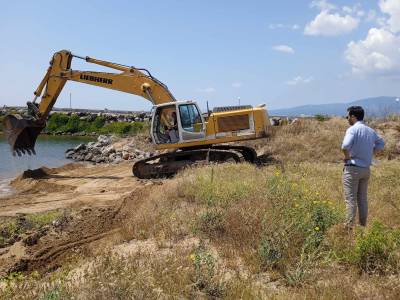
left=341, top=106, right=385, bottom=228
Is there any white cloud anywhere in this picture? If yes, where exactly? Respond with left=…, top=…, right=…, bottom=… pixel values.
left=304, top=11, right=359, bottom=36
left=269, top=23, right=300, bottom=30
left=310, top=0, right=336, bottom=12
left=342, top=6, right=352, bottom=14
left=345, top=27, right=400, bottom=75
left=342, top=3, right=364, bottom=17
left=344, top=0, right=400, bottom=76
left=305, top=0, right=360, bottom=36
left=379, top=0, right=400, bottom=33
left=197, top=87, right=216, bottom=93
left=272, top=45, right=295, bottom=54
left=357, top=10, right=365, bottom=17
left=231, top=82, right=242, bottom=88
left=286, top=76, right=314, bottom=85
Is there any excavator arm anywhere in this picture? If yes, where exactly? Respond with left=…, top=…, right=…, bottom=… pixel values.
left=3, top=50, right=176, bottom=155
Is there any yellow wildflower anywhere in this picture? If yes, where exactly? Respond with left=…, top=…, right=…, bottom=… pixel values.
left=314, top=226, right=320, bottom=231
left=189, top=254, right=196, bottom=261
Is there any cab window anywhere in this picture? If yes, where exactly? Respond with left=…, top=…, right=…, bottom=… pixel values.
left=179, top=104, right=202, bottom=132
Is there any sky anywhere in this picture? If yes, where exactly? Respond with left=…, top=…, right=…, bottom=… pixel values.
left=1, top=0, right=399, bottom=112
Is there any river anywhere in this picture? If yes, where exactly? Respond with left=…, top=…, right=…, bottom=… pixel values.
left=0, top=135, right=92, bottom=197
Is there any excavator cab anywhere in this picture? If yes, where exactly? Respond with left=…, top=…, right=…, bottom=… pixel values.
left=151, top=101, right=205, bottom=145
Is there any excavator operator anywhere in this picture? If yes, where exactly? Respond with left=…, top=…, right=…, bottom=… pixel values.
left=167, top=111, right=179, bottom=143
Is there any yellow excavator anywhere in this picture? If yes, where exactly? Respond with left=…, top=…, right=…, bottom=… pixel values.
left=3, top=50, right=270, bottom=178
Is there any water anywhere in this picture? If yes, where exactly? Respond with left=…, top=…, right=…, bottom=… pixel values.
left=0, top=135, right=93, bottom=197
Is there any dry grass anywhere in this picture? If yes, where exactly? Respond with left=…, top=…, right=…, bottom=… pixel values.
left=2, top=118, right=400, bottom=299
left=248, top=118, right=346, bottom=163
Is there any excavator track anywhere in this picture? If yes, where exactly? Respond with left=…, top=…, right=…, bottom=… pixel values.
left=132, top=145, right=257, bottom=179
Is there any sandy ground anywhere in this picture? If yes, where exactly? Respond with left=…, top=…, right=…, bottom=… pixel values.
left=0, top=162, right=143, bottom=217
left=0, top=161, right=161, bottom=276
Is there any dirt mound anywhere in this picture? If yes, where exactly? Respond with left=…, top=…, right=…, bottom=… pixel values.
left=20, top=167, right=52, bottom=179
left=12, top=163, right=82, bottom=182
left=19, top=181, right=75, bottom=195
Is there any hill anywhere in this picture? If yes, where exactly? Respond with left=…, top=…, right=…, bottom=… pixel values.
left=270, top=96, right=400, bottom=117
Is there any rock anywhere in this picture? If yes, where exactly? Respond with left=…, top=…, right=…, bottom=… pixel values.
left=113, top=157, right=122, bottom=164
left=74, top=143, right=86, bottom=151
left=65, top=150, right=75, bottom=159
left=102, top=145, right=115, bottom=156
left=97, top=135, right=112, bottom=146
left=84, top=153, right=94, bottom=161
left=134, top=149, right=145, bottom=155
left=86, top=142, right=96, bottom=149
left=95, top=157, right=104, bottom=163
left=92, top=148, right=102, bottom=155
left=122, top=151, right=130, bottom=160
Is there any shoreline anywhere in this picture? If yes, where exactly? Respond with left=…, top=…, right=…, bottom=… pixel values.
left=0, top=177, right=14, bottom=198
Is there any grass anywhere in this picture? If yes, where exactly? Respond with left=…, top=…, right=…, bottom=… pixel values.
left=2, top=117, right=400, bottom=299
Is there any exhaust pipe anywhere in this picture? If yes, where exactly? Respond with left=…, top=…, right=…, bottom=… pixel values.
left=2, top=114, right=45, bottom=156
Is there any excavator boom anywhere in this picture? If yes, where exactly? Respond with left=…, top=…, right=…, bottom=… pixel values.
left=3, top=50, right=175, bottom=155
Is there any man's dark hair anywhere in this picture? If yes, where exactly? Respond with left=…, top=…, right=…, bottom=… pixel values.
left=347, top=106, right=364, bottom=121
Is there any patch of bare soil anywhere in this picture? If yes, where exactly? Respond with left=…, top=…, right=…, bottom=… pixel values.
left=0, top=161, right=141, bottom=216
left=0, top=181, right=162, bottom=276
left=0, top=158, right=169, bottom=276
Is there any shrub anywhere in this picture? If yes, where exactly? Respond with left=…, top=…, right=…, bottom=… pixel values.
left=314, top=114, right=330, bottom=122
left=87, top=116, right=106, bottom=132
left=258, top=237, right=283, bottom=268
left=100, top=122, right=136, bottom=135
left=46, top=113, right=70, bottom=133
left=45, top=113, right=148, bottom=135
left=353, top=221, right=400, bottom=274
left=197, top=209, right=225, bottom=236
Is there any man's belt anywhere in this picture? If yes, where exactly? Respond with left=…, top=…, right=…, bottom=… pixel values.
left=344, top=163, right=358, bottom=167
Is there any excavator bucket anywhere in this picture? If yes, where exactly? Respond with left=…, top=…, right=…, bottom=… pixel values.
left=2, top=114, right=45, bottom=156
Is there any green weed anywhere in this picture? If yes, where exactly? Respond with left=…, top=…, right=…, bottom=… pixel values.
left=353, top=221, right=400, bottom=274
left=190, top=246, right=224, bottom=298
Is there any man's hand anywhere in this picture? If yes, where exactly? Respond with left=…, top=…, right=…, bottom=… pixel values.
left=374, top=149, right=383, bottom=157
left=342, top=149, right=351, bottom=161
